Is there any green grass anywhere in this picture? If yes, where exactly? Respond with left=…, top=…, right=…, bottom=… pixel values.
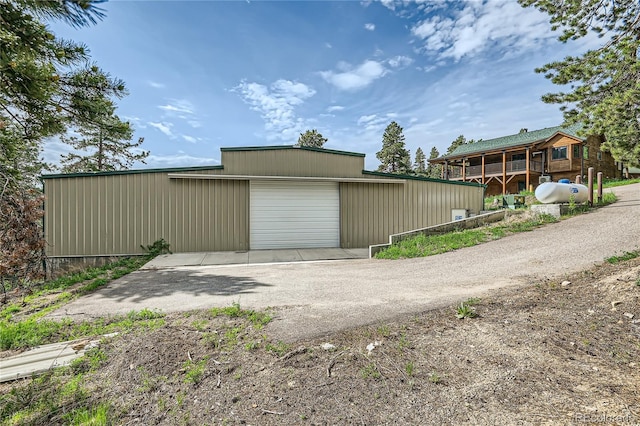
left=209, top=302, right=272, bottom=329
left=1, top=256, right=150, bottom=324
left=0, top=369, right=112, bottom=426
left=602, top=177, right=640, bottom=188
left=376, top=229, right=488, bottom=259
left=265, top=341, right=290, bottom=357
left=376, top=214, right=557, bottom=259
left=0, top=255, right=160, bottom=351
left=455, top=302, right=478, bottom=319
left=0, top=309, right=165, bottom=350
left=376, top=189, right=622, bottom=260
left=64, top=403, right=111, bottom=425
left=606, top=251, right=640, bottom=264
left=183, top=357, right=208, bottom=384
left=360, top=363, right=381, bottom=379
left=405, top=361, right=415, bottom=376
left=43, top=256, right=147, bottom=293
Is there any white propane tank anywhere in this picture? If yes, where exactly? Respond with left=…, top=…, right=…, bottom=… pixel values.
left=535, top=181, right=589, bottom=204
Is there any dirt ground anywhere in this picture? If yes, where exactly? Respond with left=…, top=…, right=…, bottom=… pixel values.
left=7, top=255, right=635, bottom=425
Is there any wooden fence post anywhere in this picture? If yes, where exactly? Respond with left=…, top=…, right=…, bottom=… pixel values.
left=588, top=167, right=594, bottom=206
left=597, top=172, right=603, bottom=204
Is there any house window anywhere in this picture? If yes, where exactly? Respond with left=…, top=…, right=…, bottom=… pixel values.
left=511, top=153, right=525, bottom=161
left=552, top=146, right=567, bottom=160
left=572, top=144, right=581, bottom=159
left=597, top=151, right=602, bottom=161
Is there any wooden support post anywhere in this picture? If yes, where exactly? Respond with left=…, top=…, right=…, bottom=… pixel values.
left=525, top=147, right=530, bottom=191
left=444, top=160, right=449, bottom=180
left=576, top=175, right=581, bottom=184
left=502, top=151, right=507, bottom=194
left=481, top=154, right=485, bottom=185
left=597, top=172, right=603, bottom=203
left=588, top=167, right=594, bottom=206
left=462, top=159, right=466, bottom=181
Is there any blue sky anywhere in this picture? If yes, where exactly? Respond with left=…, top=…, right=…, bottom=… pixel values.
left=44, top=0, right=597, bottom=170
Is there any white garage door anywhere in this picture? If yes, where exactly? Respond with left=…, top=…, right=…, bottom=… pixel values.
left=250, top=181, right=340, bottom=249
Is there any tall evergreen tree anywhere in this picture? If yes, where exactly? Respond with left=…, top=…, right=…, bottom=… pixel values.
left=1, top=0, right=126, bottom=287
left=426, top=146, right=442, bottom=179
left=520, top=0, right=640, bottom=166
left=414, top=147, right=427, bottom=175
left=1, top=1, right=130, bottom=181
left=296, top=129, right=327, bottom=148
left=446, top=135, right=468, bottom=155
left=376, top=121, right=411, bottom=174
left=60, top=87, right=148, bottom=172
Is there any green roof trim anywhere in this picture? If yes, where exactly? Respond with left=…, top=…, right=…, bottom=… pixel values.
left=41, top=165, right=224, bottom=179
left=362, top=170, right=485, bottom=188
left=442, top=123, right=585, bottom=159
left=221, top=145, right=365, bottom=157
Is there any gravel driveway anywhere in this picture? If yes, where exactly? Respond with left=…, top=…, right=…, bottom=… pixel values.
left=49, top=183, right=640, bottom=341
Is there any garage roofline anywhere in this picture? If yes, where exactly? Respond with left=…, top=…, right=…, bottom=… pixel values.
left=167, top=173, right=405, bottom=184
left=362, top=170, right=486, bottom=188
left=41, top=165, right=224, bottom=179
left=220, top=145, right=365, bottom=157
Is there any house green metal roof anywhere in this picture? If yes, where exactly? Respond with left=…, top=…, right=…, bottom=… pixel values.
left=444, top=123, right=584, bottom=159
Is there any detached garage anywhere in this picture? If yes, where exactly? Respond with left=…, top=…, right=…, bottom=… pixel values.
left=42, top=145, right=485, bottom=259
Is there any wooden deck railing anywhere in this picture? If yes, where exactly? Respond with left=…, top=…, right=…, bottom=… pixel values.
left=447, top=160, right=542, bottom=179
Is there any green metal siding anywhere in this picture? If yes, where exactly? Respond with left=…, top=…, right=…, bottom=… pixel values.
left=340, top=179, right=484, bottom=248
left=44, top=170, right=248, bottom=256
left=221, top=149, right=365, bottom=177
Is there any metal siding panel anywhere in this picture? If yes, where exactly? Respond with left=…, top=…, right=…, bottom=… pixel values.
left=166, top=178, right=247, bottom=252
left=222, top=150, right=364, bottom=177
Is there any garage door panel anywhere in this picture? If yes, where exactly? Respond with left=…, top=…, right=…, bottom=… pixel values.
left=250, top=181, right=339, bottom=249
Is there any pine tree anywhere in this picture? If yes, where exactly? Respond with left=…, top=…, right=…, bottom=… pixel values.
left=446, top=135, right=468, bottom=155
left=426, top=146, right=442, bottom=179
left=296, top=129, right=327, bottom=148
left=1, top=1, right=130, bottom=180
left=1, top=0, right=125, bottom=288
left=520, top=0, right=640, bottom=166
left=376, top=121, right=411, bottom=174
left=414, top=147, right=427, bottom=175
left=61, top=96, right=149, bottom=172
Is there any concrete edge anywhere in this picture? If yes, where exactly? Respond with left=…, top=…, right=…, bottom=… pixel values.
left=369, top=210, right=507, bottom=258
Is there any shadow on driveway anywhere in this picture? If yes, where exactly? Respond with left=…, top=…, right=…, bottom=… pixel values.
left=77, top=269, right=272, bottom=304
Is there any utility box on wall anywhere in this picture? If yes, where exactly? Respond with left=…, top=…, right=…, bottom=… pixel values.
left=452, top=209, right=469, bottom=221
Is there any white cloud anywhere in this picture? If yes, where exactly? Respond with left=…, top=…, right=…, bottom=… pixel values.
left=364, top=23, right=375, bottom=31
left=187, top=120, right=202, bottom=128
left=148, top=121, right=174, bottom=137
left=409, top=0, right=556, bottom=60
left=356, top=113, right=399, bottom=132
left=327, top=105, right=345, bottom=113
left=158, top=99, right=195, bottom=115
left=123, top=115, right=147, bottom=129
left=357, top=114, right=378, bottom=125
left=325, top=42, right=332, bottom=49
left=379, top=0, right=396, bottom=11
left=148, top=80, right=165, bottom=89
left=182, top=135, right=198, bottom=143
left=234, top=79, right=316, bottom=142
left=320, top=60, right=388, bottom=91
left=387, top=55, right=413, bottom=68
